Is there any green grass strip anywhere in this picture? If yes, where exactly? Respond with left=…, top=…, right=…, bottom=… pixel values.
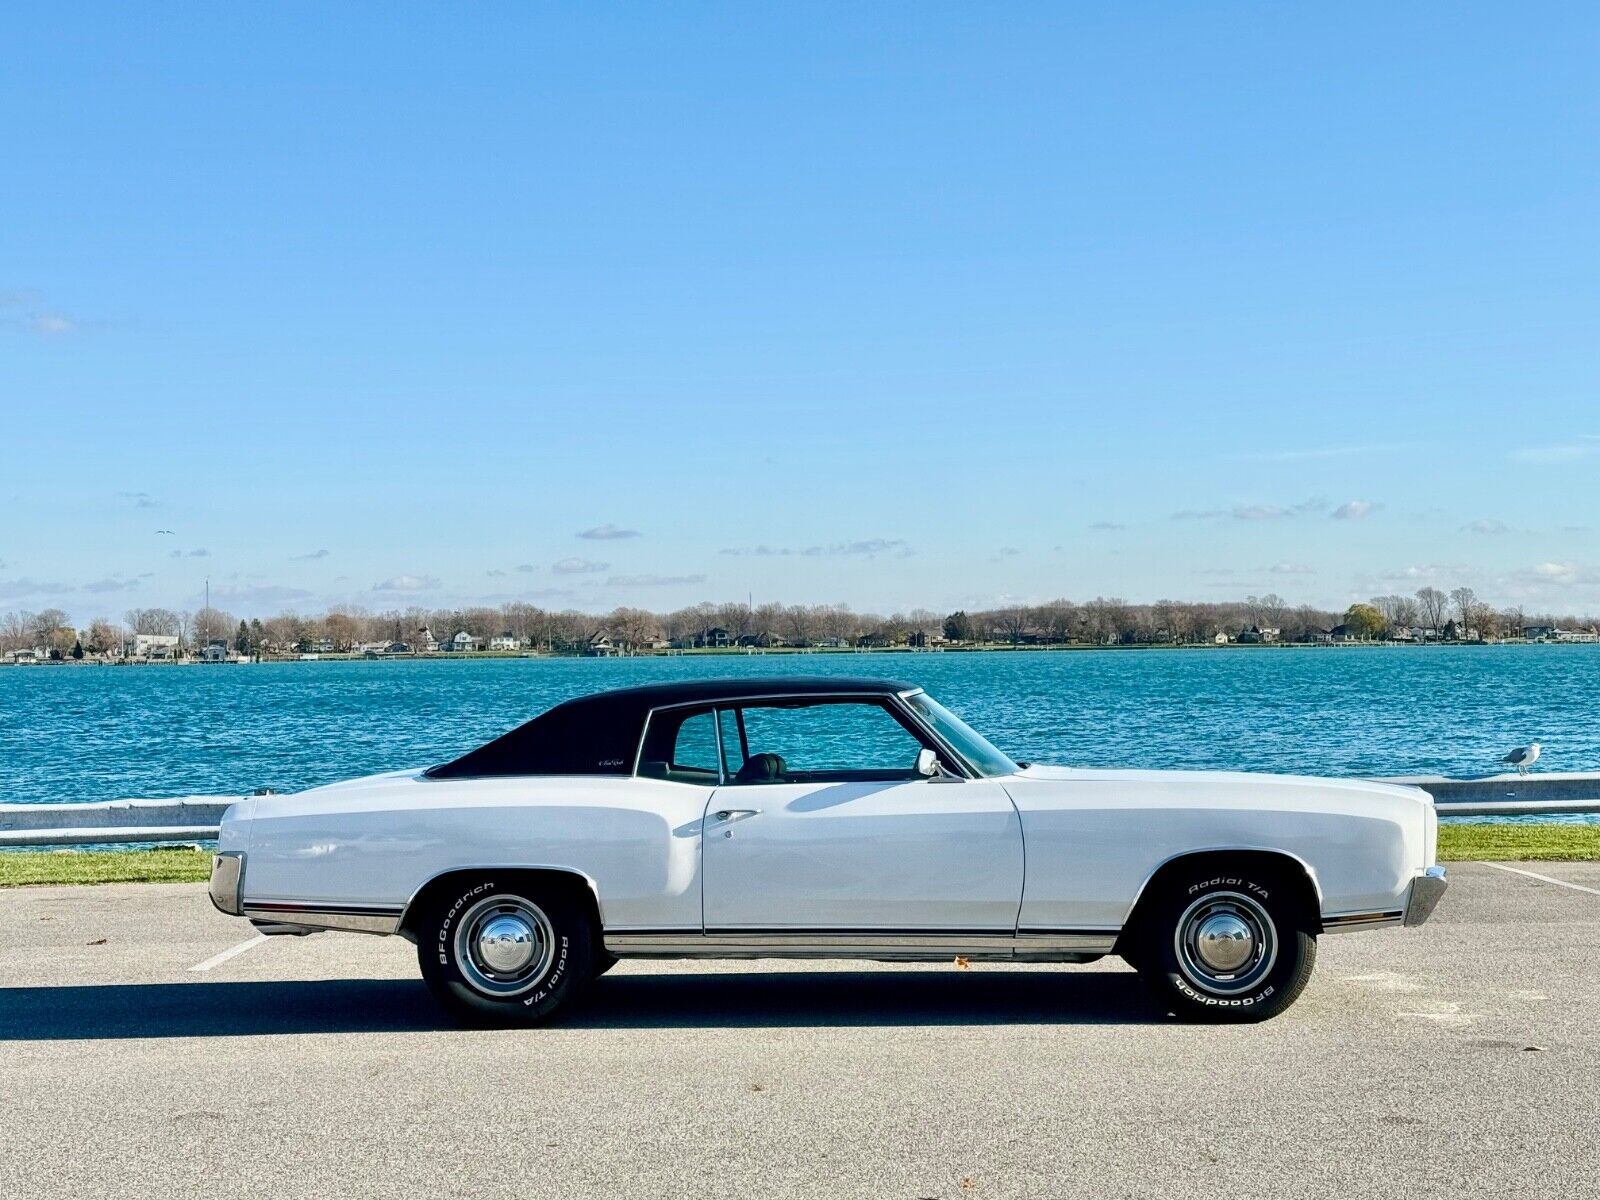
left=1437, top=822, right=1600, bottom=862
left=0, top=847, right=213, bottom=887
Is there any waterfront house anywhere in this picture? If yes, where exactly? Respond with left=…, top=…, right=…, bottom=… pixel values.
left=448, top=631, right=482, bottom=652
left=126, top=633, right=181, bottom=660
left=488, top=632, right=520, bottom=651
left=309, top=636, right=336, bottom=653
left=1523, top=625, right=1556, bottom=641
left=200, top=640, right=229, bottom=662
left=415, top=627, right=440, bottom=652
left=586, top=632, right=619, bottom=656
left=386, top=641, right=411, bottom=654
left=1305, top=627, right=1333, bottom=644
left=696, top=627, right=731, bottom=648
left=1553, top=628, right=1600, bottom=643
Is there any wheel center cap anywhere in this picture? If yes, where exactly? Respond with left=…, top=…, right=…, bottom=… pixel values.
left=1194, top=912, right=1254, bottom=973
left=477, top=914, right=538, bottom=974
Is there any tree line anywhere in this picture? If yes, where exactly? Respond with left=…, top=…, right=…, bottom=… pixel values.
left=3, top=586, right=1596, bottom=657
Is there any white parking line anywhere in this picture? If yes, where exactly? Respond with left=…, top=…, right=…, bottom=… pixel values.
left=1480, top=862, right=1600, bottom=896
left=188, top=934, right=268, bottom=972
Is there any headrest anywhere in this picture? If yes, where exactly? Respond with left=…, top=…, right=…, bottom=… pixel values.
left=735, top=752, right=786, bottom=783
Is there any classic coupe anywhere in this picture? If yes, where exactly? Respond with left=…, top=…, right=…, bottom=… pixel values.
left=209, top=676, right=1447, bottom=1024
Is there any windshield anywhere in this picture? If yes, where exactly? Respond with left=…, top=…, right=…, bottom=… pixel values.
left=902, top=691, right=1019, bottom=777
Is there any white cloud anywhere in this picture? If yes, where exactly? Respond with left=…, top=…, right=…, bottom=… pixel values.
left=605, top=573, right=708, bottom=587
left=1462, top=519, right=1509, bottom=535
left=1172, top=498, right=1326, bottom=521
left=1088, top=521, right=1125, bottom=531
left=1269, top=562, right=1316, bottom=576
left=577, top=524, right=642, bottom=540
left=372, top=574, right=441, bottom=592
left=1532, top=561, right=1577, bottom=582
left=1331, top=500, right=1379, bottom=520
left=30, top=314, right=76, bottom=336
left=719, top=538, right=913, bottom=558
left=552, top=557, right=609, bottom=575
left=211, top=584, right=317, bottom=606
left=1510, top=437, right=1600, bottom=464
left=290, top=549, right=330, bottom=561
left=0, top=577, right=72, bottom=598
left=82, top=578, right=140, bottom=593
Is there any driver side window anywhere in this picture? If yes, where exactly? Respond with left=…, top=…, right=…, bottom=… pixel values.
left=718, top=699, right=931, bottom=785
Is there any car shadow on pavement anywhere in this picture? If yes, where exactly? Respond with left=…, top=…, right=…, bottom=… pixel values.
left=0, top=970, right=1162, bottom=1041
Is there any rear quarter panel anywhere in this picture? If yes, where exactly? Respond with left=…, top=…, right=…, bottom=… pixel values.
left=241, top=773, right=711, bottom=929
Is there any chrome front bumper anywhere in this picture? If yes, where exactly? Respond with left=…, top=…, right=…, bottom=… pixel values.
left=209, top=851, right=245, bottom=915
left=1403, top=865, right=1448, bottom=927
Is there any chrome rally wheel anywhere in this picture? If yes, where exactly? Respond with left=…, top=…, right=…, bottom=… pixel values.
left=1130, top=863, right=1316, bottom=1023
left=1174, top=891, right=1278, bottom=996
left=416, top=875, right=594, bottom=1027
left=455, top=894, right=557, bottom=999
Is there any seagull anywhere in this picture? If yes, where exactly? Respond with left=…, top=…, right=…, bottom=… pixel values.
left=156, top=529, right=176, bottom=535
left=1501, top=742, right=1541, bottom=776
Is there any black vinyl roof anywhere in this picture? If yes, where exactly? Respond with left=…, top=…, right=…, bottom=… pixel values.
left=424, top=676, right=918, bottom=780
left=567, top=675, right=918, bottom=708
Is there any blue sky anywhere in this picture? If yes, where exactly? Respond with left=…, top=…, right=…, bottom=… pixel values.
left=3, top=4, right=1597, bottom=622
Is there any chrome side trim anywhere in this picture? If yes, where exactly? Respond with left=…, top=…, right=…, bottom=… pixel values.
left=241, top=903, right=403, bottom=935
left=604, top=930, right=1118, bottom=960
left=208, top=851, right=245, bottom=915
left=1403, top=865, right=1448, bottom=927
left=1320, top=910, right=1404, bottom=933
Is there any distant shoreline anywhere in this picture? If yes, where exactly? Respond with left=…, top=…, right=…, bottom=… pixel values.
left=6, top=638, right=1596, bottom=667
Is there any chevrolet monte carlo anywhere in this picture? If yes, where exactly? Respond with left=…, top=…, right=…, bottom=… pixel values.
left=209, top=677, right=1447, bottom=1024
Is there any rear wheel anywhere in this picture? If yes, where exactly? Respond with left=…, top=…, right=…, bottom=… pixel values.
left=415, top=876, right=594, bottom=1026
left=1130, top=864, right=1316, bottom=1022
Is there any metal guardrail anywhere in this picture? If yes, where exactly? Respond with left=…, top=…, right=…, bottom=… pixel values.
left=0, top=797, right=236, bottom=847
left=1375, top=772, right=1600, bottom=817
left=1, top=774, right=1597, bottom=848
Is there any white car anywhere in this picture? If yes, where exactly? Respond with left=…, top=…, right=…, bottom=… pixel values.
left=209, top=676, right=1447, bottom=1024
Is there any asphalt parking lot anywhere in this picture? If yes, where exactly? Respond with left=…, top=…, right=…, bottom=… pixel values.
left=1, top=863, right=1596, bottom=1200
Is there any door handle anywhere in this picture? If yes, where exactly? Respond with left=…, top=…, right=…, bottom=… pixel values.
left=715, top=808, right=761, bottom=821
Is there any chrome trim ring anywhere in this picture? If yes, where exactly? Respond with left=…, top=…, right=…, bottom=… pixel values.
left=1175, top=891, right=1278, bottom=996
left=454, top=894, right=556, bottom=998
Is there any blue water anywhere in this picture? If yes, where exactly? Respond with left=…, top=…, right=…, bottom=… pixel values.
left=1, top=646, right=1597, bottom=809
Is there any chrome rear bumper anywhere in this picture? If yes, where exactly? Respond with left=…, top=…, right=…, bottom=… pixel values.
left=209, top=851, right=245, bottom=915
left=1403, top=865, right=1448, bottom=927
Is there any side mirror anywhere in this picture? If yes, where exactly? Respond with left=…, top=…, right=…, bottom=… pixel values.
left=923, top=750, right=964, bottom=782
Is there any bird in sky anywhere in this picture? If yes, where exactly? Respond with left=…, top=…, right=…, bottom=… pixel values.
left=1501, top=743, right=1541, bottom=776
left=155, top=529, right=175, bottom=535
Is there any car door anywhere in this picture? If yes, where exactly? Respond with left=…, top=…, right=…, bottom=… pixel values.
left=701, top=697, right=1024, bottom=932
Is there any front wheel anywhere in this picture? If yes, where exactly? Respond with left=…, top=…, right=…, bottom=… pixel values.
left=1130, top=865, right=1316, bottom=1022
left=415, top=876, right=594, bottom=1026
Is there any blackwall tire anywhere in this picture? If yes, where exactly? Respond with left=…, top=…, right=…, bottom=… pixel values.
left=415, top=876, right=594, bottom=1027
left=1132, top=865, right=1316, bottom=1023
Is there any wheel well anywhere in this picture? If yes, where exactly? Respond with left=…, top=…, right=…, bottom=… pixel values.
left=1115, top=849, right=1322, bottom=954
left=399, top=867, right=603, bottom=944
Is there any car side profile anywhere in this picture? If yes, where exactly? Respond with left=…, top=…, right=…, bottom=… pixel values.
left=208, top=676, right=1447, bottom=1024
